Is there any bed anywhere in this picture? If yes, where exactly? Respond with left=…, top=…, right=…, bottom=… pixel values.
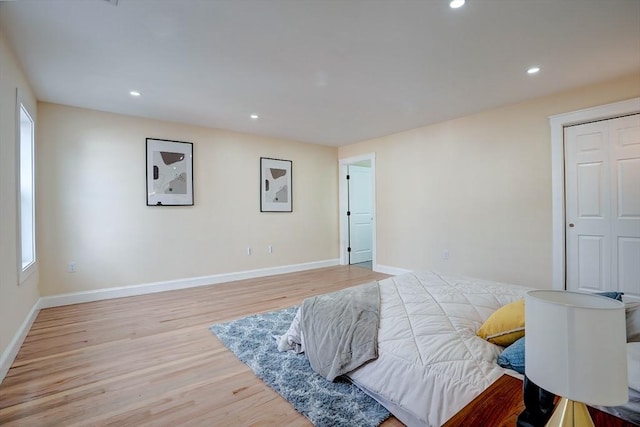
left=277, top=271, right=531, bottom=426
left=278, top=270, right=640, bottom=426
left=345, top=271, right=532, bottom=426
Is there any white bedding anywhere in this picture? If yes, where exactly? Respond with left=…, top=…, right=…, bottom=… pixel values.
left=346, top=271, right=531, bottom=427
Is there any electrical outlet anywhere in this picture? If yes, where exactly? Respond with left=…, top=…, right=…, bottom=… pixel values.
left=68, top=262, right=77, bottom=273
left=443, top=250, right=450, bottom=261
left=268, top=245, right=273, bottom=253
left=247, top=247, right=252, bottom=255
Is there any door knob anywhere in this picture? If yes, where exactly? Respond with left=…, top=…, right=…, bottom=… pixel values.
left=569, top=223, right=575, bottom=228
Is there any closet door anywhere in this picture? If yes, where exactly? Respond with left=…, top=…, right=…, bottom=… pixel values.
left=565, top=121, right=611, bottom=293
left=565, top=114, right=640, bottom=298
left=610, top=114, right=640, bottom=298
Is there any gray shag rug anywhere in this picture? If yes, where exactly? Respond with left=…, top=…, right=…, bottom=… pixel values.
left=210, top=306, right=390, bottom=427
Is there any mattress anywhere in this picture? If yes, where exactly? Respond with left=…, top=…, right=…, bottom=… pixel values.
left=346, top=271, right=530, bottom=427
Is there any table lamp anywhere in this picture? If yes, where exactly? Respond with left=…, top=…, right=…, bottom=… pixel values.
left=525, top=290, right=628, bottom=427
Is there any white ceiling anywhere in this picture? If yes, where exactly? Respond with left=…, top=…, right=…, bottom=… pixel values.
left=1, top=0, right=639, bottom=146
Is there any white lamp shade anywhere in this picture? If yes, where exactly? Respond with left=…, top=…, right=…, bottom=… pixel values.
left=525, top=290, right=628, bottom=406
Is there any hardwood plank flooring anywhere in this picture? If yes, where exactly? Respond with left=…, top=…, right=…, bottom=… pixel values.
left=0, top=265, right=404, bottom=426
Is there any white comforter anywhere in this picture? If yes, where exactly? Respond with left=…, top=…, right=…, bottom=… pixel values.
left=347, top=271, right=530, bottom=427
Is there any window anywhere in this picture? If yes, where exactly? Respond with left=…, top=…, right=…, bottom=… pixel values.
left=19, top=102, right=36, bottom=275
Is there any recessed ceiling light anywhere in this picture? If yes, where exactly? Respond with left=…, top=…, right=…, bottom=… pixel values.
left=450, top=0, right=465, bottom=9
left=250, top=114, right=259, bottom=119
left=129, top=90, right=141, bottom=97
left=527, top=67, right=541, bottom=74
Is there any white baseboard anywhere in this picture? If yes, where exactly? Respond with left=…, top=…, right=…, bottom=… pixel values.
left=374, top=264, right=412, bottom=276
left=38, top=259, right=340, bottom=309
left=1, top=258, right=339, bottom=384
left=0, top=299, right=40, bottom=384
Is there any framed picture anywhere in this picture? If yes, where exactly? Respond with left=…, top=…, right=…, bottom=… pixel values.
left=260, top=157, right=292, bottom=212
left=146, top=138, right=194, bottom=206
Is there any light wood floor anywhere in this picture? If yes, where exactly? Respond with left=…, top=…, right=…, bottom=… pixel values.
left=0, top=265, right=405, bottom=426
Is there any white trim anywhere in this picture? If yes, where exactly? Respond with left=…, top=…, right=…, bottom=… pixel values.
left=549, top=97, right=640, bottom=291
left=38, top=259, right=339, bottom=309
left=374, top=264, right=412, bottom=276
left=0, top=300, right=40, bottom=384
left=339, top=153, right=377, bottom=269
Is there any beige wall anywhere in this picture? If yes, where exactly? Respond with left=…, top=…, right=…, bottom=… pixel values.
left=3, top=18, right=638, bottom=358
left=37, top=104, right=339, bottom=296
left=340, top=73, right=640, bottom=288
left=0, top=30, right=40, bottom=358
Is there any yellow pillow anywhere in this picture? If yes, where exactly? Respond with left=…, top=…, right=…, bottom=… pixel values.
left=477, top=299, right=525, bottom=346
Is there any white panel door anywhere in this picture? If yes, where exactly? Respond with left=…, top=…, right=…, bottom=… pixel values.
left=565, top=114, right=640, bottom=298
left=348, top=165, right=373, bottom=264
left=611, top=114, right=640, bottom=298
left=565, top=121, right=610, bottom=292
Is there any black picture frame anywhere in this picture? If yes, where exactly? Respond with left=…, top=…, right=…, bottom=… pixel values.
left=146, top=138, right=194, bottom=206
left=260, top=157, right=292, bottom=212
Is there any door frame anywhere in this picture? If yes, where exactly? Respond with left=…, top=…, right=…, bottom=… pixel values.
left=339, top=153, right=376, bottom=268
left=549, top=97, right=640, bottom=291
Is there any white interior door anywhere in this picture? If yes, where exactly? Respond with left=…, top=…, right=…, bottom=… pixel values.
left=348, top=165, right=373, bottom=264
left=565, top=114, right=640, bottom=298
left=611, top=115, right=640, bottom=298
left=565, top=121, right=611, bottom=292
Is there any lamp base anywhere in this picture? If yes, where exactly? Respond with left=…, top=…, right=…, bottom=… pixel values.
left=546, top=397, right=594, bottom=427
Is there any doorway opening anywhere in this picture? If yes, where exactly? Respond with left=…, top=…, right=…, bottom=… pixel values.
left=339, top=153, right=376, bottom=270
